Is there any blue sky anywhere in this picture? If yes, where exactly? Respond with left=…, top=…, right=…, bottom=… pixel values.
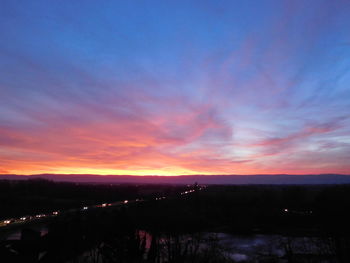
left=0, top=0, right=349, bottom=175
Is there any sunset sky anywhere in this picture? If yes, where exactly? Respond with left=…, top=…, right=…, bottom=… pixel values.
left=0, top=1, right=349, bottom=176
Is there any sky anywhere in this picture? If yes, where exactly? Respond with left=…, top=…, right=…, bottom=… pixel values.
left=0, top=0, right=350, bottom=176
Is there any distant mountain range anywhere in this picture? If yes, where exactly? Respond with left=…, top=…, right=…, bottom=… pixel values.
left=1, top=173, right=350, bottom=184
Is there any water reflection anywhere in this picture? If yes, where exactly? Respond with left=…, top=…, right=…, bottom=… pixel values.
left=71, top=231, right=339, bottom=262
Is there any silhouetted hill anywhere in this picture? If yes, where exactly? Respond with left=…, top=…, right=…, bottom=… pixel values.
left=1, top=173, right=350, bottom=184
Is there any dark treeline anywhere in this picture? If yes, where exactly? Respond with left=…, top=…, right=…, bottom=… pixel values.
left=1, top=182, right=350, bottom=262
left=142, top=184, right=350, bottom=235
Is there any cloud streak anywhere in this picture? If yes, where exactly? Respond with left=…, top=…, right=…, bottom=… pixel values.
left=0, top=0, right=349, bottom=175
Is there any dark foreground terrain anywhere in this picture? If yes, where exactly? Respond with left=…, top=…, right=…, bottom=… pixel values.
left=1, top=179, right=350, bottom=263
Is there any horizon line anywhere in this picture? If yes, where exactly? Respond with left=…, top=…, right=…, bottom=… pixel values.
left=2, top=173, right=350, bottom=177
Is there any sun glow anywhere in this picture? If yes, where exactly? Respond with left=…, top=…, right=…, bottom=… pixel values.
left=8, top=167, right=208, bottom=176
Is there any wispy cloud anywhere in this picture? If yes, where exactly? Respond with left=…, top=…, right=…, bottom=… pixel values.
left=0, top=0, right=349, bottom=175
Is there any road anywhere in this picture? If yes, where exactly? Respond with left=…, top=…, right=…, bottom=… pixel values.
left=0, top=186, right=204, bottom=231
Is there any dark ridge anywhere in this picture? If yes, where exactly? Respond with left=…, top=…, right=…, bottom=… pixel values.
left=1, top=173, right=350, bottom=184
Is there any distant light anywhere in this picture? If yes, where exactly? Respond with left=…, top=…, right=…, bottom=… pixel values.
left=36, top=214, right=45, bottom=218
left=124, top=200, right=128, bottom=204
left=102, top=203, right=107, bottom=207
left=52, top=211, right=59, bottom=215
left=284, top=209, right=288, bottom=212
left=83, top=206, right=88, bottom=210
left=20, top=217, right=26, bottom=220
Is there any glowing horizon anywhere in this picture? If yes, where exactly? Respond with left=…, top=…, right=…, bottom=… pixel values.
left=1, top=1, right=350, bottom=176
